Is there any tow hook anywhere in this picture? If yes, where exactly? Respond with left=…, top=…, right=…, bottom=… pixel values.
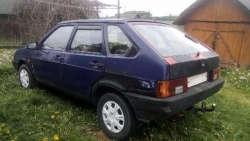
left=191, top=102, right=216, bottom=113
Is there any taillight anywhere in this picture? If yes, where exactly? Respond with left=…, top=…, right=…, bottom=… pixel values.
left=210, top=68, right=220, bottom=81
left=157, top=78, right=188, bottom=98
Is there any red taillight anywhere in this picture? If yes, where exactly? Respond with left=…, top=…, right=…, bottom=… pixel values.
left=157, top=78, right=188, bottom=98
left=210, top=68, right=220, bottom=81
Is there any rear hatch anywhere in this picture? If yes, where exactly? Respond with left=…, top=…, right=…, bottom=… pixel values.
left=131, top=22, right=221, bottom=97
left=164, top=51, right=219, bottom=79
left=164, top=51, right=219, bottom=88
left=131, top=23, right=220, bottom=81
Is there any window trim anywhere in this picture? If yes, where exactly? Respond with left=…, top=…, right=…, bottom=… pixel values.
left=67, top=24, right=104, bottom=56
left=39, top=24, right=76, bottom=52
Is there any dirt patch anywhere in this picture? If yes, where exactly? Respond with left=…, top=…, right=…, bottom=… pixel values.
left=95, top=130, right=110, bottom=141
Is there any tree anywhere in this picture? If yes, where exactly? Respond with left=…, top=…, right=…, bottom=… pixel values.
left=14, top=0, right=97, bottom=41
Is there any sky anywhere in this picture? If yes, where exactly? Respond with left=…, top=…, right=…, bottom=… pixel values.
left=98, top=0, right=197, bottom=17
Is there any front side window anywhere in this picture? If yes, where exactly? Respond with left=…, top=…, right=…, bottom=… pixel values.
left=107, top=25, right=132, bottom=55
left=70, top=27, right=102, bottom=53
left=43, top=26, right=74, bottom=51
left=132, top=24, right=209, bottom=57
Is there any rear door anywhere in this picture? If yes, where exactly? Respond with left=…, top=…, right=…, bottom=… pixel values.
left=63, top=24, right=105, bottom=98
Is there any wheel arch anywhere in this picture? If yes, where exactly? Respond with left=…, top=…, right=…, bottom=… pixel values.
left=18, top=58, right=34, bottom=73
left=92, top=83, right=126, bottom=105
left=91, top=80, right=140, bottom=121
left=18, top=59, right=26, bottom=70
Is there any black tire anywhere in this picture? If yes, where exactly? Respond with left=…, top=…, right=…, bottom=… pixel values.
left=19, top=64, right=37, bottom=88
left=97, top=93, right=138, bottom=141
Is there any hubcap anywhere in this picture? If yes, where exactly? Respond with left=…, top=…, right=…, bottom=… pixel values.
left=20, top=69, right=29, bottom=88
left=102, top=101, right=125, bottom=133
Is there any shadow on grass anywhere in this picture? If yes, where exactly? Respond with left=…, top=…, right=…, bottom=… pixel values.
left=37, top=84, right=96, bottom=111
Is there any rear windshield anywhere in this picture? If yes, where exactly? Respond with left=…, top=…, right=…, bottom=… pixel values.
left=132, top=24, right=209, bottom=57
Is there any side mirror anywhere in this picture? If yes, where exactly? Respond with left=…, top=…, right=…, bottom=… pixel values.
left=27, top=42, right=38, bottom=50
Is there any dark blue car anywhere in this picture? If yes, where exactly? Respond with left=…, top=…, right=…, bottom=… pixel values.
left=12, top=19, right=224, bottom=140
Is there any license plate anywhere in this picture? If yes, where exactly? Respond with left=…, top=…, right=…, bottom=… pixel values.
left=188, top=72, right=208, bottom=87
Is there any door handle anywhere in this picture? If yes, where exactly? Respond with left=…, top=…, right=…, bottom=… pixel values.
left=89, top=62, right=104, bottom=67
left=54, top=55, right=64, bottom=61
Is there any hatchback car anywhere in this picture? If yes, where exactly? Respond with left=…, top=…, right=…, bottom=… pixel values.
left=12, top=19, right=224, bottom=140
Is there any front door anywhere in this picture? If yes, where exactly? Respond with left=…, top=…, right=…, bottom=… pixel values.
left=63, top=25, right=105, bottom=98
left=32, top=26, right=74, bottom=88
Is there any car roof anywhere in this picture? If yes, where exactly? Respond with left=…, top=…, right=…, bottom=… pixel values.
left=60, top=19, right=168, bottom=25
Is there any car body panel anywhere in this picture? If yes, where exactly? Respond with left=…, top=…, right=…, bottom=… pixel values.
left=63, top=52, right=106, bottom=98
left=32, top=50, right=50, bottom=83
left=165, top=51, right=220, bottom=79
left=32, top=50, right=67, bottom=88
left=12, top=47, right=34, bottom=71
left=124, top=78, right=224, bottom=121
left=61, top=23, right=106, bottom=98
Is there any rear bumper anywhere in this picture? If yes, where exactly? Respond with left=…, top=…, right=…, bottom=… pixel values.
left=123, top=78, right=224, bottom=122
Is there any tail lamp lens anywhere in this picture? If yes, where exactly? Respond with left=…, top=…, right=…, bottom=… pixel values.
left=210, top=68, right=220, bottom=81
left=157, top=78, right=188, bottom=98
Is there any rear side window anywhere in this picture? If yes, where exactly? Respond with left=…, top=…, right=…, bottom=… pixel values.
left=70, top=26, right=102, bottom=53
left=107, top=25, right=133, bottom=55
left=132, top=24, right=209, bottom=57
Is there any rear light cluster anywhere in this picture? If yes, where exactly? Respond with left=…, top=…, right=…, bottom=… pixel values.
left=209, top=68, right=220, bottom=81
left=157, top=78, right=188, bottom=98
left=157, top=68, right=220, bottom=98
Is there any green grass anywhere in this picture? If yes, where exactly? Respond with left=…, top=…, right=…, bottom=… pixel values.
left=0, top=48, right=250, bottom=141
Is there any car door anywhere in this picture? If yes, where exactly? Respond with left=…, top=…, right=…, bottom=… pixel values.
left=63, top=24, right=106, bottom=98
left=32, top=25, right=75, bottom=89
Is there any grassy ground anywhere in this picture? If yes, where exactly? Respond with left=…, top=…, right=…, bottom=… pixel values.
left=0, top=48, right=250, bottom=141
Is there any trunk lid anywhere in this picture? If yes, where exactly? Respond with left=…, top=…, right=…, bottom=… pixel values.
left=164, top=51, right=219, bottom=79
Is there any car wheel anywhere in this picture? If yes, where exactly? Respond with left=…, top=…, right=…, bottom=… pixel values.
left=19, top=64, right=37, bottom=88
left=97, top=93, right=138, bottom=141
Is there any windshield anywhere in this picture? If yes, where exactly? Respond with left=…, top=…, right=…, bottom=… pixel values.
left=132, top=24, right=209, bottom=57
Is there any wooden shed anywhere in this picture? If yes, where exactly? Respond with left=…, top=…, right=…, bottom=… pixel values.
left=174, top=0, right=250, bottom=68
left=0, top=0, right=19, bottom=41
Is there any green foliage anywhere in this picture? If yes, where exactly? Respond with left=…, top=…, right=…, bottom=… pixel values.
left=152, top=15, right=179, bottom=22
left=0, top=48, right=250, bottom=141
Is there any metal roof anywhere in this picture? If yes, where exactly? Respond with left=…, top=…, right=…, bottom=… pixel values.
left=0, top=0, right=16, bottom=15
left=238, top=0, right=250, bottom=12
left=119, top=13, right=140, bottom=19
left=173, top=0, right=250, bottom=25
